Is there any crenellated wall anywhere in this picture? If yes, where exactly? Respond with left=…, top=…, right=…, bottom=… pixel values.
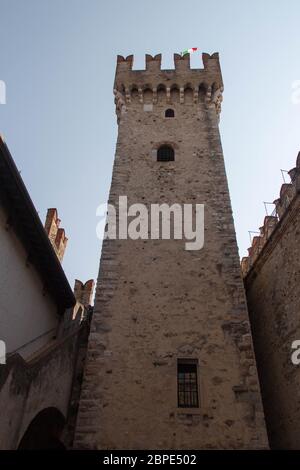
left=45, top=208, right=68, bottom=262
left=241, top=153, right=300, bottom=277
left=242, top=152, right=300, bottom=448
left=113, top=53, right=223, bottom=123
left=74, top=280, right=95, bottom=308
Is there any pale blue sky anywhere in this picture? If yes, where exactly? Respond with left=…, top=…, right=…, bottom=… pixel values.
left=0, top=0, right=300, bottom=288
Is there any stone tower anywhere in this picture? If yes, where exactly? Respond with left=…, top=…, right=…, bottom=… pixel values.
left=75, top=53, right=268, bottom=449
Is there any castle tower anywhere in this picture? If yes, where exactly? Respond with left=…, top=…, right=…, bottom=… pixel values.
left=75, top=53, right=268, bottom=449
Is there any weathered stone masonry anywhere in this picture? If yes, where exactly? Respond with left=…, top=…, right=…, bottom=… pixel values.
left=242, top=153, right=300, bottom=449
left=75, top=53, right=268, bottom=449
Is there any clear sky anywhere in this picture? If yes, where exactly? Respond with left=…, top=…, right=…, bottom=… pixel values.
left=0, top=0, right=300, bottom=290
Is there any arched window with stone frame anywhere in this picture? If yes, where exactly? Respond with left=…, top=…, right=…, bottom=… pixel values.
left=157, top=144, right=175, bottom=162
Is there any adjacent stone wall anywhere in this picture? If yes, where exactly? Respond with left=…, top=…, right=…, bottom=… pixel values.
left=75, top=53, right=268, bottom=450
left=243, top=154, right=300, bottom=449
left=0, top=304, right=91, bottom=449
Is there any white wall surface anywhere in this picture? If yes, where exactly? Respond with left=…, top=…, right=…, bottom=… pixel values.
left=0, top=206, right=59, bottom=357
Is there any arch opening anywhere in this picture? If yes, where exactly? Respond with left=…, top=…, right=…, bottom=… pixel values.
left=157, top=145, right=175, bottom=162
left=18, top=407, right=66, bottom=450
left=165, top=109, right=175, bottom=118
left=131, top=86, right=139, bottom=102
left=143, top=88, right=153, bottom=104
left=157, top=84, right=166, bottom=103
left=170, top=85, right=180, bottom=103
left=184, top=86, right=193, bottom=104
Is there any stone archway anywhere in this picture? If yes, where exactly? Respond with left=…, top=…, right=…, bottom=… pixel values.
left=18, top=407, right=66, bottom=449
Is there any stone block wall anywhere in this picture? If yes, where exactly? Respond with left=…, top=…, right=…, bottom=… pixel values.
left=74, top=53, right=268, bottom=449
left=242, top=153, right=300, bottom=448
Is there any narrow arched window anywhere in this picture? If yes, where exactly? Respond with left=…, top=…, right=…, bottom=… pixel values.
left=157, top=145, right=174, bottom=162
left=165, top=108, right=175, bottom=118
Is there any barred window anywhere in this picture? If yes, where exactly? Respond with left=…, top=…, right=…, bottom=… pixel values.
left=177, top=359, right=199, bottom=408
left=157, top=145, right=174, bottom=162
left=165, top=108, right=175, bottom=118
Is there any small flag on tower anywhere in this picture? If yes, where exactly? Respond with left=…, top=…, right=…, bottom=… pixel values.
left=181, top=47, right=198, bottom=56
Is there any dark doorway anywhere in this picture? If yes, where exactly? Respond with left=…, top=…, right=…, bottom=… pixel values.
left=18, top=407, right=66, bottom=450
left=157, top=145, right=175, bottom=162
left=165, top=108, right=175, bottom=118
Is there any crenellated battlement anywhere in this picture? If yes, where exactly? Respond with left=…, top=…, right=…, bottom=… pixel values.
left=113, top=52, right=223, bottom=122
left=115, top=52, right=221, bottom=75
left=44, top=208, right=68, bottom=263
left=241, top=152, right=300, bottom=277
left=74, top=279, right=95, bottom=308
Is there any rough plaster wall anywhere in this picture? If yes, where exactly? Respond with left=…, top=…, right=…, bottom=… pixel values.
left=0, top=369, right=27, bottom=449
left=0, top=206, right=58, bottom=357
left=245, top=195, right=300, bottom=449
left=0, top=330, right=80, bottom=449
left=75, top=64, right=268, bottom=449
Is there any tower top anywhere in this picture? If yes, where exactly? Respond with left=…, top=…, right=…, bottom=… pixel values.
left=113, top=52, right=224, bottom=122
left=114, top=52, right=223, bottom=93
